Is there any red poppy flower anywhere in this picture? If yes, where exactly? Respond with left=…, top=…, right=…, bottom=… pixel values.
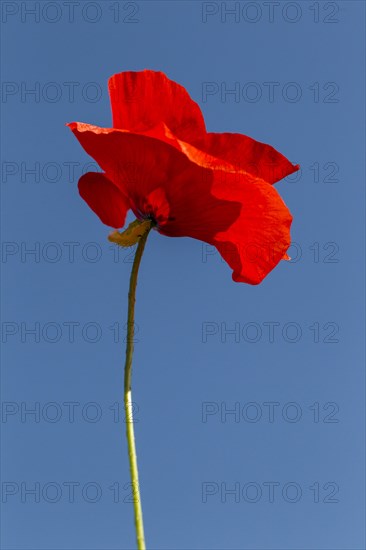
left=68, top=70, right=299, bottom=284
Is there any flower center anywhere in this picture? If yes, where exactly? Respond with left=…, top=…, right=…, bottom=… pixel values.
left=133, top=187, right=171, bottom=229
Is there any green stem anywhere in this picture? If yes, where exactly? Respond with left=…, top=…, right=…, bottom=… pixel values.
left=124, top=226, right=151, bottom=550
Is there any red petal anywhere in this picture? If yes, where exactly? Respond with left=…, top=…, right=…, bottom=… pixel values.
left=202, top=132, right=299, bottom=184
left=78, top=172, right=129, bottom=228
left=108, top=71, right=206, bottom=146
left=68, top=123, right=292, bottom=284
left=159, top=170, right=292, bottom=285
left=67, top=122, right=206, bottom=218
left=211, top=172, right=292, bottom=283
left=108, top=71, right=297, bottom=183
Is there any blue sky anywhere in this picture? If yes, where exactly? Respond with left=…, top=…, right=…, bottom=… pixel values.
left=1, top=1, right=365, bottom=549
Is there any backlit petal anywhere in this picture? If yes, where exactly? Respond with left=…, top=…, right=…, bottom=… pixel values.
left=109, top=70, right=206, bottom=146
left=202, top=132, right=299, bottom=184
